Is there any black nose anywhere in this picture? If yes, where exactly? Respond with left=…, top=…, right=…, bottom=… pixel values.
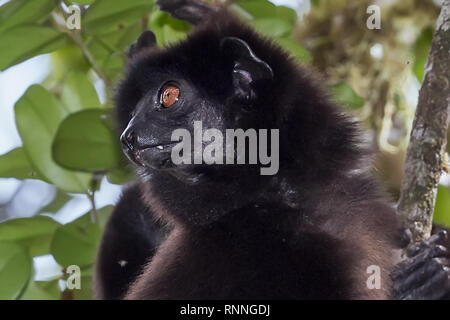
left=120, top=128, right=136, bottom=151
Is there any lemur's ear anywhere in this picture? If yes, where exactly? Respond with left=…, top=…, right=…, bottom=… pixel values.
left=220, top=37, right=273, bottom=101
left=127, top=30, right=157, bottom=59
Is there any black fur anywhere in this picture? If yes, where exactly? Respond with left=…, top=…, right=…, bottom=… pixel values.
left=94, top=184, right=168, bottom=299
left=95, top=7, right=415, bottom=299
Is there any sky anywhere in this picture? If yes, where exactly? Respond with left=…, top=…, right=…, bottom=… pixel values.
left=0, top=54, right=122, bottom=224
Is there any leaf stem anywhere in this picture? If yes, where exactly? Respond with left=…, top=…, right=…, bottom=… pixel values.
left=87, top=174, right=102, bottom=224
left=67, top=31, right=112, bottom=87
left=88, top=191, right=98, bottom=224
left=51, top=4, right=112, bottom=87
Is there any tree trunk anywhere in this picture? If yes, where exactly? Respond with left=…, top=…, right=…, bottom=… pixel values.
left=397, top=0, right=450, bottom=242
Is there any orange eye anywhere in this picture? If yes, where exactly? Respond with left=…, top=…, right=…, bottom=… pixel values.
left=161, top=85, right=180, bottom=108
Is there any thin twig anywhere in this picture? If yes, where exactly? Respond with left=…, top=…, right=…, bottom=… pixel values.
left=141, top=14, right=149, bottom=32
left=88, top=191, right=98, bottom=224
left=51, top=4, right=112, bottom=87
left=87, top=173, right=103, bottom=224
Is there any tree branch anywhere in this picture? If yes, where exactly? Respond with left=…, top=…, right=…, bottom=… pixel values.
left=397, top=0, right=450, bottom=242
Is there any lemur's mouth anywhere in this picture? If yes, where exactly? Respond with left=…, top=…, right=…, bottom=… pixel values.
left=129, top=141, right=180, bottom=169
left=141, top=140, right=180, bottom=151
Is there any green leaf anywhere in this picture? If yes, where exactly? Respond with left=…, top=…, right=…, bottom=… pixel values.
left=237, top=0, right=277, bottom=19
left=106, top=164, right=136, bottom=185
left=20, top=280, right=61, bottom=300
left=162, top=23, right=189, bottom=45
left=276, top=38, right=311, bottom=64
left=86, top=38, right=124, bottom=80
left=68, top=275, right=93, bottom=300
left=67, top=0, right=94, bottom=4
left=61, top=72, right=102, bottom=112
left=275, top=6, right=297, bottom=26
left=228, top=3, right=254, bottom=21
left=39, top=190, right=72, bottom=214
left=434, top=186, right=450, bottom=228
left=15, top=85, right=91, bottom=193
left=250, top=18, right=292, bottom=38
left=84, top=0, right=153, bottom=35
left=0, top=147, right=43, bottom=180
left=0, top=25, right=68, bottom=71
left=0, top=216, right=61, bottom=256
left=61, top=270, right=95, bottom=299
left=0, top=0, right=57, bottom=33
left=0, top=242, right=32, bottom=299
left=149, top=11, right=191, bottom=46
left=101, top=52, right=124, bottom=80
left=50, top=45, right=90, bottom=81
left=51, top=206, right=113, bottom=268
left=100, top=22, right=142, bottom=51
left=413, top=27, right=433, bottom=82
left=311, top=0, right=320, bottom=8
left=52, top=109, right=122, bottom=172
left=237, top=0, right=297, bottom=25
left=330, top=82, right=365, bottom=110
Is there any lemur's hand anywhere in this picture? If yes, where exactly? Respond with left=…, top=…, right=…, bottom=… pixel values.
left=391, top=230, right=450, bottom=299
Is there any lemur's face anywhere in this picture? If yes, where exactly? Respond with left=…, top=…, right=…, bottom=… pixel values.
left=120, top=73, right=206, bottom=171
left=118, top=64, right=231, bottom=180
left=117, top=31, right=273, bottom=181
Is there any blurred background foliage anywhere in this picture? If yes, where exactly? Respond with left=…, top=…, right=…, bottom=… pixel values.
left=0, top=0, right=448, bottom=299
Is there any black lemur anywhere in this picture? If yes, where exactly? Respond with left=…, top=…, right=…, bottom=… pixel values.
left=95, top=0, right=450, bottom=299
